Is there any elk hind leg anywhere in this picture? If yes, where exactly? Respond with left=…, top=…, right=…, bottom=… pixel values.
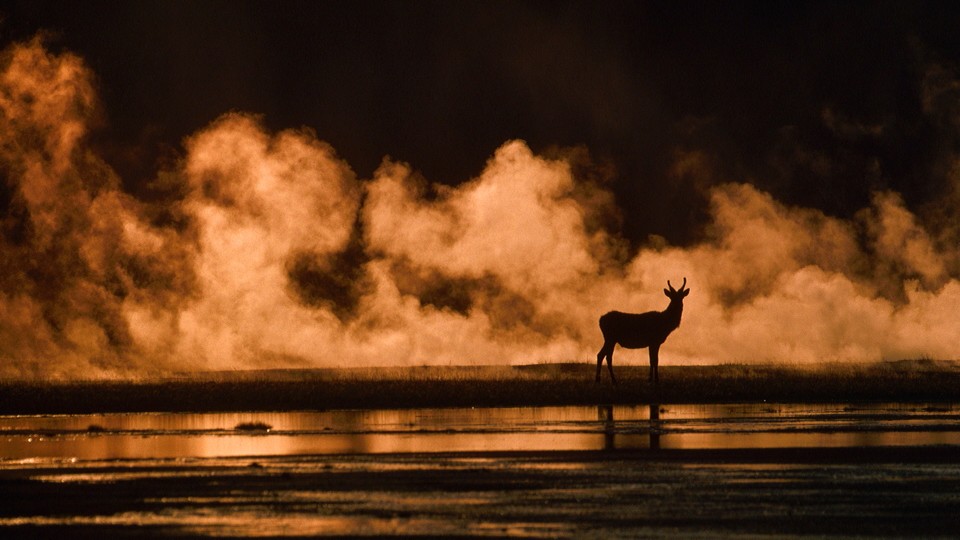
left=596, top=341, right=616, bottom=384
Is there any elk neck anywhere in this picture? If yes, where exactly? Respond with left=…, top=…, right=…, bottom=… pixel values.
left=662, top=299, right=683, bottom=328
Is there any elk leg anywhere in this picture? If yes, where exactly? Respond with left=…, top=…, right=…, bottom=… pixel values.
left=597, top=344, right=606, bottom=384
left=596, top=349, right=603, bottom=382
left=596, top=342, right=611, bottom=383
left=606, top=346, right=618, bottom=385
left=649, top=344, right=660, bottom=383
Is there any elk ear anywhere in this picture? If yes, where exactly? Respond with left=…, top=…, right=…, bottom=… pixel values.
left=682, top=288, right=690, bottom=298
left=663, top=288, right=670, bottom=297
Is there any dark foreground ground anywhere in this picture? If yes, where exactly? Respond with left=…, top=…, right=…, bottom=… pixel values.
left=2, top=447, right=959, bottom=538
left=3, top=362, right=960, bottom=538
left=2, top=360, right=960, bottom=414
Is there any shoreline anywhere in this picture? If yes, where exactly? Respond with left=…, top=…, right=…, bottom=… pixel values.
left=3, top=361, right=960, bottom=414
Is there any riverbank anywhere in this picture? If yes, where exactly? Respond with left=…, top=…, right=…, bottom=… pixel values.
left=2, top=360, right=959, bottom=414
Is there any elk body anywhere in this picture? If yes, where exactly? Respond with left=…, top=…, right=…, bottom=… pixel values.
left=596, top=278, right=689, bottom=384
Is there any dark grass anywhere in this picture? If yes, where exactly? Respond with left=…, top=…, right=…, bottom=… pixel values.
left=233, top=421, right=272, bottom=431
left=1, top=360, right=960, bottom=414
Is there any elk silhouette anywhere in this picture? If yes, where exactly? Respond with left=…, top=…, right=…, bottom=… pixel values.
left=596, top=278, right=689, bottom=384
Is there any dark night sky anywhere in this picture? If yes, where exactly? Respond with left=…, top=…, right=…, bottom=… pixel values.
left=4, top=0, right=960, bottom=244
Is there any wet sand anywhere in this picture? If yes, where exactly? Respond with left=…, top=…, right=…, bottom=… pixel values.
left=2, top=403, right=960, bottom=537
left=2, top=448, right=960, bottom=538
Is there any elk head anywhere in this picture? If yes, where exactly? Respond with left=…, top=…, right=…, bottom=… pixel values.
left=664, top=277, right=690, bottom=303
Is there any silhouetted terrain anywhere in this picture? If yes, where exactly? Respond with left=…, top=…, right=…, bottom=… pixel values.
left=2, top=360, right=959, bottom=414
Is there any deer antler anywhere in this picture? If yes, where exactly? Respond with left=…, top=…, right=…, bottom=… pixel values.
left=667, top=280, right=675, bottom=292
left=680, top=277, right=686, bottom=291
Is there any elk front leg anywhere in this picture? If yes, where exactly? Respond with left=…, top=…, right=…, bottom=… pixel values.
left=649, top=344, right=660, bottom=383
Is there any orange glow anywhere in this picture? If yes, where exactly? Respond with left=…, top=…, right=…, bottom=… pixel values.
left=2, top=404, right=958, bottom=461
left=2, top=39, right=960, bottom=377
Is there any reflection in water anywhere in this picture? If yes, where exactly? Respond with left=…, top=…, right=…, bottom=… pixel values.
left=649, top=402, right=661, bottom=450
left=1, top=403, right=959, bottom=461
left=598, top=402, right=661, bottom=450
left=598, top=405, right=615, bottom=450
left=3, top=405, right=960, bottom=539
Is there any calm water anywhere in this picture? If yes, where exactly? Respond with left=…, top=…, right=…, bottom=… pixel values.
left=1, top=402, right=959, bottom=461
left=2, top=403, right=960, bottom=537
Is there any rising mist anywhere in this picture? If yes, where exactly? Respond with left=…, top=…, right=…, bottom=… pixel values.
left=2, top=39, right=959, bottom=378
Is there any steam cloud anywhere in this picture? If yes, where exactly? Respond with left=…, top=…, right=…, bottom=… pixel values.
left=2, top=39, right=959, bottom=378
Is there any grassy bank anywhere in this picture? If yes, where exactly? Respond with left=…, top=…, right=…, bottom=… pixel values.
left=2, top=360, right=959, bottom=414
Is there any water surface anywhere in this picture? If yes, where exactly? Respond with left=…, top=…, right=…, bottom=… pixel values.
left=2, top=402, right=958, bottom=461
left=3, top=403, right=960, bottom=537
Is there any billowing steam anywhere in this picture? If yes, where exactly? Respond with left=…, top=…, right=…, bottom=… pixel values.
left=2, top=39, right=959, bottom=378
